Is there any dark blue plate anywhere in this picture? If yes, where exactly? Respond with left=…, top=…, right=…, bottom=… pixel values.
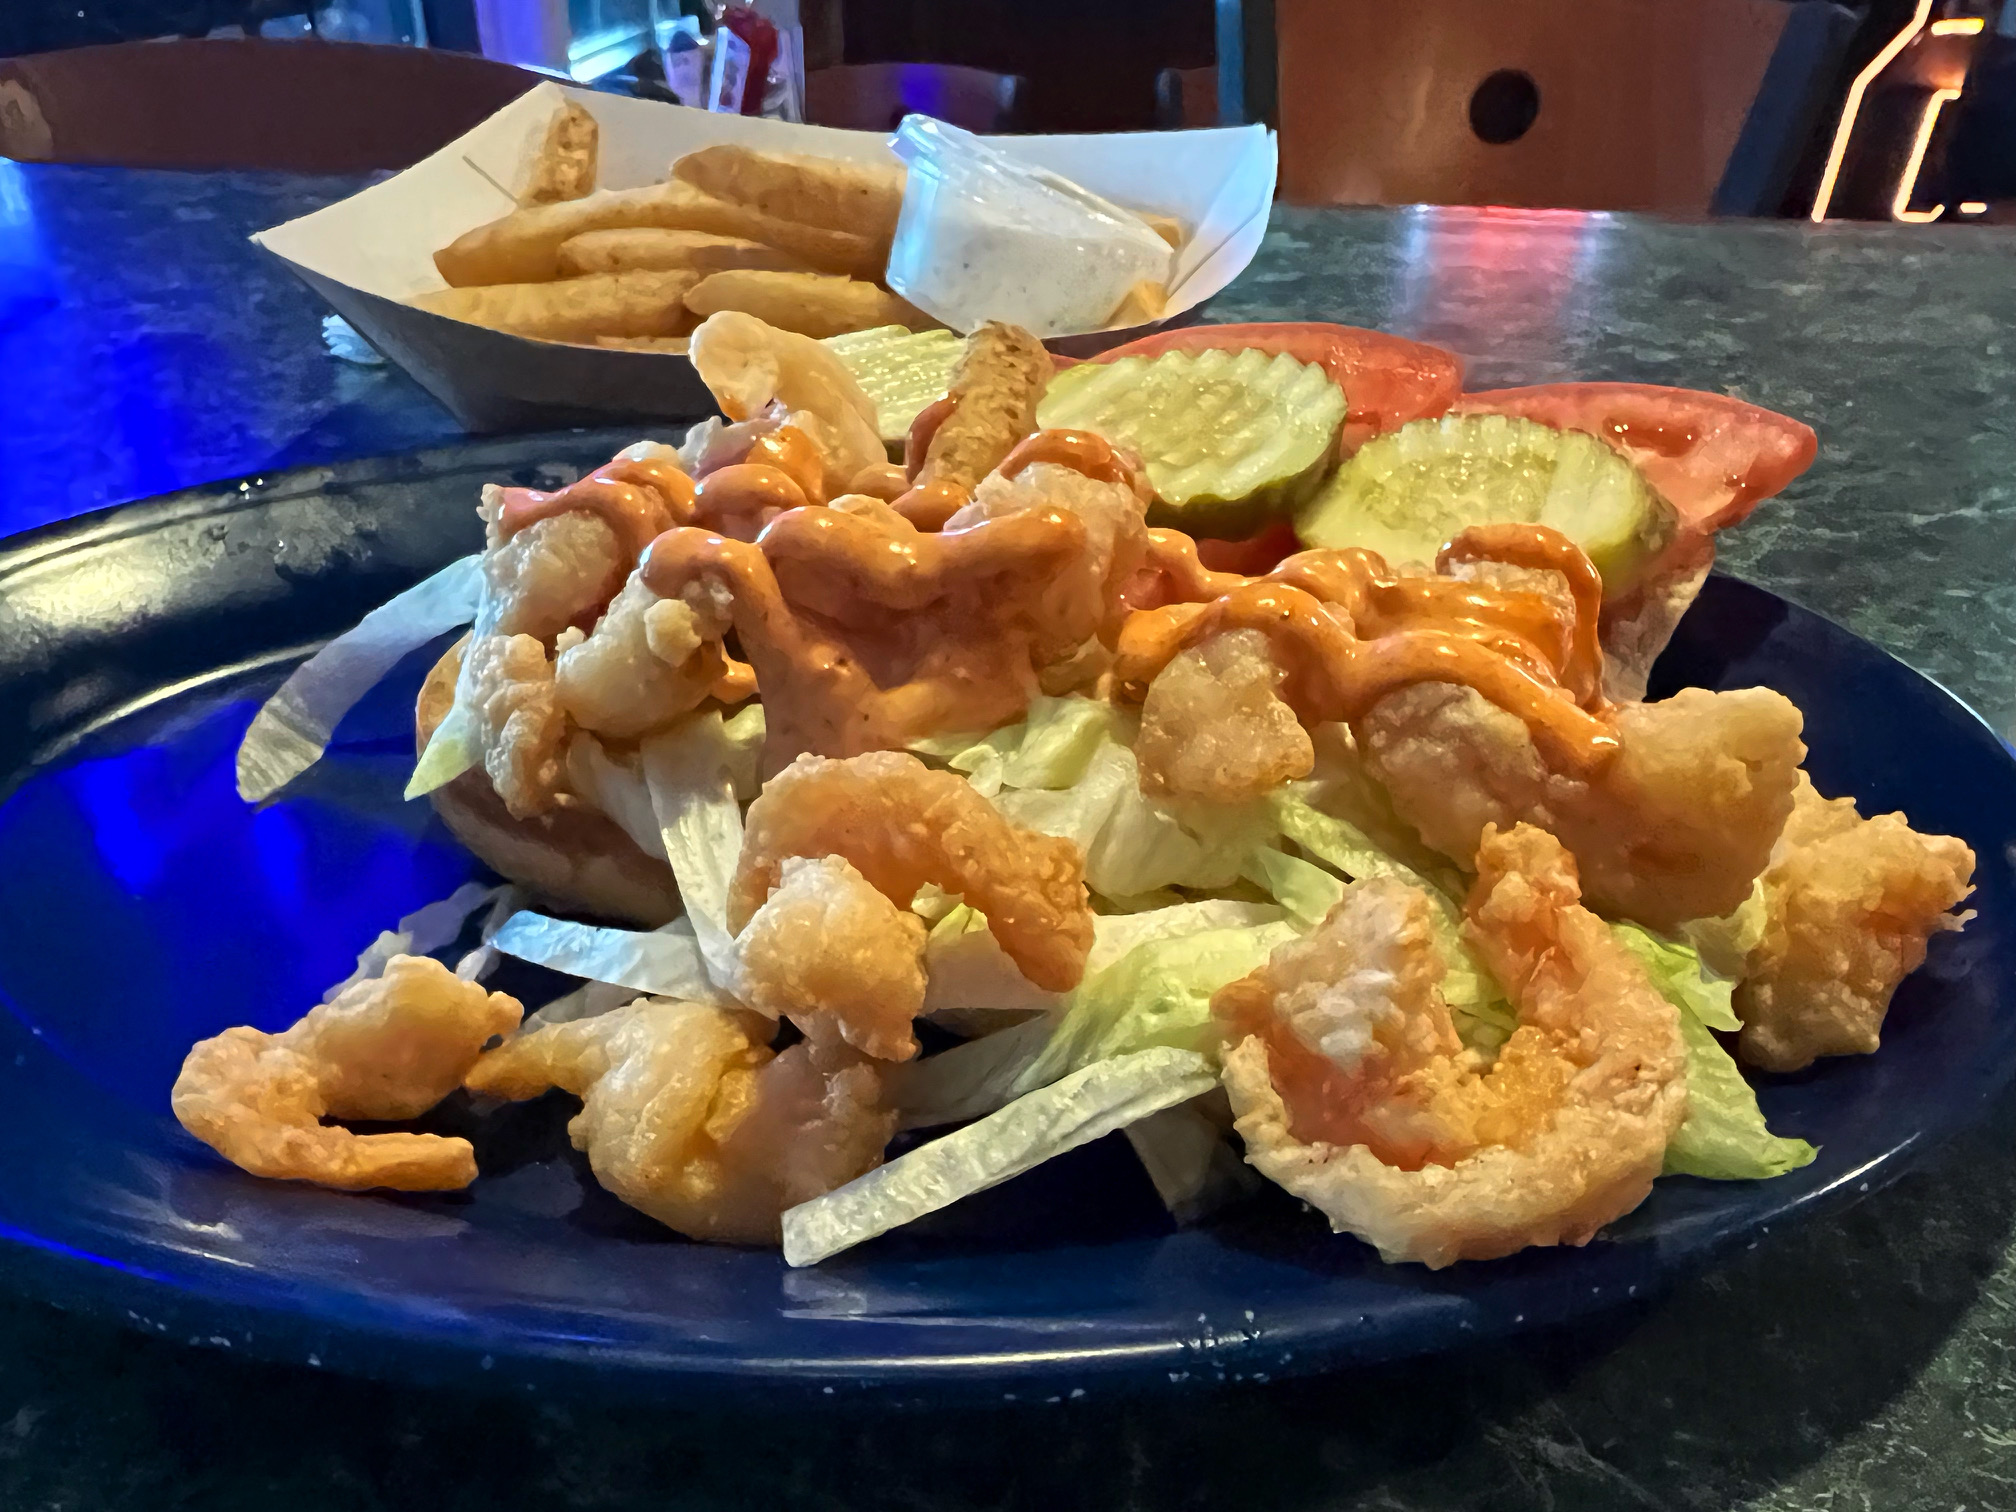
left=0, top=436, right=2007, bottom=1404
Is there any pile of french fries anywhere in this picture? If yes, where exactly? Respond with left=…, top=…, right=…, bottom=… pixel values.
left=414, top=101, right=940, bottom=352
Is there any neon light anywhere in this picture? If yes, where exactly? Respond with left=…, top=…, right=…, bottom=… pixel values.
left=1929, top=17, right=1985, bottom=33
left=1893, top=87, right=1962, bottom=222
left=1960, top=200, right=1989, bottom=213
left=1811, top=0, right=1934, bottom=221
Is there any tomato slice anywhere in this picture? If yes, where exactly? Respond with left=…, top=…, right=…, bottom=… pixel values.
left=1089, top=322, right=1464, bottom=448
left=1452, top=383, right=1817, bottom=534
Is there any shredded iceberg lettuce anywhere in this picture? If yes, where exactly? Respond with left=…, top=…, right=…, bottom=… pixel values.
left=783, top=1046, right=1218, bottom=1266
left=239, top=554, right=483, bottom=804
left=489, top=911, right=728, bottom=1004
left=640, top=713, right=747, bottom=984
left=1609, top=921, right=1817, bottom=1180
left=321, top=880, right=504, bottom=1000
left=894, top=917, right=1293, bottom=1129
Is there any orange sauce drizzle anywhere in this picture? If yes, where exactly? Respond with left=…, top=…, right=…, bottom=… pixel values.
left=999, top=429, right=1135, bottom=488
left=745, top=425, right=827, bottom=505
left=891, top=479, right=971, bottom=531
left=1436, top=523, right=1606, bottom=708
left=496, top=455, right=694, bottom=561
left=845, top=461, right=912, bottom=503
left=904, top=395, right=960, bottom=479
left=1115, top=525, right=1620, bottom=774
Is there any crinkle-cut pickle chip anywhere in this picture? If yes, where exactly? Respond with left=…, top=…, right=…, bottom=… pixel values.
left=1035, top=348, right=1349, bottom=538
left=1296, top=412, right=1679, bottom=594
left=823, top=325, right=964, bottom=447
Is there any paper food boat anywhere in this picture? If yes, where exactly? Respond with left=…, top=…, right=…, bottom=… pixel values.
left=253, top=81, right=1278, bottom=433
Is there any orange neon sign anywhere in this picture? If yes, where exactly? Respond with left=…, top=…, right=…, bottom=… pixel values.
left=1811, top=0, right=1934, bottom=222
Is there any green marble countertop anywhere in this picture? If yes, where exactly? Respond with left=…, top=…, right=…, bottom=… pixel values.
left=2, top=169, right=2015, bottom=1510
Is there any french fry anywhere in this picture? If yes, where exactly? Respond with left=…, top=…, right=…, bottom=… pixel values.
left=519, top=100, right=599, bottom=207
left=411, top=270, right=699, bottom=342
left=671, top=144, right=905, bottom=247
left=591, top=335, right=693, bottom=352
left=1106, top=280, right=1169, bottom=329
left=556, top=228, right=813, bottom=278
left=435, top=182, right=877, bottom=287
left=1138, top=211, right=1185, bottom=250
left=682, top=270, right=939, bottom=340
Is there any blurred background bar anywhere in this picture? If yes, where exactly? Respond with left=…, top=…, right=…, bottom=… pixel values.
left=1, top=0, right=2013, bottom=222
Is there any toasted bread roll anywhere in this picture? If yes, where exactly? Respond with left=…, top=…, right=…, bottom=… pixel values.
left=418, top=641, right=678, bottom=926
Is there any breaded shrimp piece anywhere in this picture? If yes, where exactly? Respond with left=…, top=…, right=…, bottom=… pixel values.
left=459, top=632, right=569, bottom=820
left=730, top=751, right=1094, bottom=992
left=1356, top=681, right=1805, bottom=931
left=689, top=311, right=884, bottom=494
left=946, top=458, right=1151, bottom=649
left=172, top=956, right=522, bottom=1192
left=1135, top=629, right=1315, bottom=802
left=1736, top=773, right=1975, bottom=1072
left=731, top=854, right=929, bottom=1062
left=1217, top=825, right=1688, bottom=1268
left=465, top=999, right=893, bottom=1244
left=553, top=570, right=740, bottom=740
left=478, top=494, right=629, bottom=642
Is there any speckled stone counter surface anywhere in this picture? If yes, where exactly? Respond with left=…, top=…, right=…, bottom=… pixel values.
left=2, top=165, right=2016, bottom=1511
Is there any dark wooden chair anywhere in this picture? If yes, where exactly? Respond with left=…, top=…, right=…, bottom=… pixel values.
left=1154, top=65, right=1219, bottom=129
left=1255, top=0, right=1855, bottom=214
left=0, top=38, right=548, bottom=172
left=803, top=62, right=1023, bottom=133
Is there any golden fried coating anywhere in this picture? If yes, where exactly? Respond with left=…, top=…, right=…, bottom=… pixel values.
left=466, top=999, right=893, bottom=1244
left=732, top=854, right=929, bottom=1062
left=640, top=507, right=1095, bottom=770
left=731, top=751, right=1094, bottom=992
left=1357, top=682, right=1805, bottom=932
left=519, top=99, right=599, bottom=207
left=553, top=570, right=732, bottom=741
left=688, top=311, right=885, bottom=496
left=1735, top=773, right=1975, bottom=1072
left=460, top=632, right=568, bottom=821
left=914, top=322, right=1053, bottom=492
left=1135, top=628, right=1315, bottom=802
left=172, top=956, right=522, bottom=1192
left=1217, top=825, right=1687, bottom=1267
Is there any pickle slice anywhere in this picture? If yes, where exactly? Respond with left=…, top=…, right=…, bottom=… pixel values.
left=1036, top=348, right=1347, bottom=538
left=1295, top=413, right=1678, bottom=592
left=823, top=325, right=964, bottom=446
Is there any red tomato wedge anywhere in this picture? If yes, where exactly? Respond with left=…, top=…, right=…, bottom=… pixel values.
left=1088, top=323, right=1465, bottom=449
left=1452, top=384, right=1817, bottom=534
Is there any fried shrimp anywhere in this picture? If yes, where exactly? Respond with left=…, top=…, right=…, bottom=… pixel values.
left=460, top=631, right=569, bottom=819
left=553, top=570, right=742, bottom=740
left=1735, top=773, right=1975, bottom=1072
left=172, top=956, right=522, bottom=1192
left=689, top=310, right=884, bottom=494
left=731, top=854, right=929, bottom=1062
left=1217, top=825, right=1687, bottom=1267
left=464, top=998, right=894, bottom=1244
left=1135, top=628, right=1315, bottom=802
left=730, top=751, right=1094, bottom=992
left=1357, top=681, right=1805, bottom=931
left=640, top=506, right=1098, bottom=769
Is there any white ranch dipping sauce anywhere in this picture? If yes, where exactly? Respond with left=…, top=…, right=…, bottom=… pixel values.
left=886, top=118, right=1174, bottom=337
